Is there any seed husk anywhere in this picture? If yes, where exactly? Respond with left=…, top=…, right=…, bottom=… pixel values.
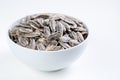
left=54, top=46, right=62, bottom=51
left=45, top=40, right=58, bottom=51
left=18, top=37, right=29, bottom=47
left=76, top=32, right=84, bottom=42
left=36, top=18, right=44, bottom=28
left=68, top=39, right=80, bottom=46
left=47, top=31, right=61, bottom=42
left=49, top=20, right=56, bottom=33
left=19, top=27, right=33, bottom=33
left=59, top=36, right=70, bottom=42
left=28, top=38, right=36, bottom=49
left=44, top=26, right=51, bottom=36
left=56, top=22, right=64, bottom=36
left=58, top=41, right=71, bottom=49
left=36, top=43, right=46, bottom=50
left=23, top=31, right=41, bottom=37
left=60, top=21, right=71, bottom=32
left=69, top=31, right=78, bottom=40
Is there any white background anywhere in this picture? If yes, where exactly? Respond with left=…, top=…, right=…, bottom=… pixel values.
left=0, top=0, right=120, bottom=80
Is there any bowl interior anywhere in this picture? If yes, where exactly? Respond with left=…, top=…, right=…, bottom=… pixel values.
left=8, top=13, right=89, bottom=52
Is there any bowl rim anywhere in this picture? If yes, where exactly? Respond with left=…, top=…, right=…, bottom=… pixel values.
left=8, top=13, right=89, bottom=53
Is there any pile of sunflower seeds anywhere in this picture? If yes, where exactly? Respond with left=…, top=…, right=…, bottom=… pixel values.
left=9, top=13, right=88, bottom=51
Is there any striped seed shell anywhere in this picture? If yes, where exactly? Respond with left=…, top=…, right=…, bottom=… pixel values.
left=68, top=39, right=79, bottom=46
left=60, top=21, right=71, bottom=32
left=23, top=31, right=41, bottom=37
left=59, top=36, right=70, bottom=42
left=56, top=22, right=64, bottom=36
left=28, top=38, right=36, bottom=49
left=37, top=38, right=48, bottom=47
left=19, top=27, right=33, bottom=33
left=18, top=37, right=29, bottom=47
left=36, top=18, right=44, bottom=27
left=49, top=20, right=56, bottom=33
left=47, top=31, right=61, bottom=42
left=45, top=40, right=58, bottom=51
left=76, top=32, right=84, bottom=42
left=28, top=20, right=40, bottom=29
left=74, top=27, right=87, bottom=32
left=62, top=17, right=75, bottom=25
left=16, top=23, right=31, bottom=28
left=31, top=14, right=49, bottom=19
left=58, top=41, right=71, bottom=49
left=69, top=31, right=78, bottom=40
left=44, top=26, right=51, bottom=36
left=36, top=43, right=46, bottom=50
left=53, top=46, right=62, bottom=51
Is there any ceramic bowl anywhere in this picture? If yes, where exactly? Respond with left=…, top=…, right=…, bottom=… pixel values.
left=7, top=13, right=89, bottom=71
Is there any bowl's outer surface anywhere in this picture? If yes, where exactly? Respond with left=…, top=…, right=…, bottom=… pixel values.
left=8, top=36, right=88, bottom=71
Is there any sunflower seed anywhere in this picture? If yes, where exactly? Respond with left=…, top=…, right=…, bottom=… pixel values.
left=28, top=38, right=36, bottom=49
left=19, top=27, right=33, bottom=33
left=62, top=17, right=75, bottom=25
left=54, top=46, right=62, bottom=51
left=49, top=40, right=58, bottom=46
left=69, top=31, right=78, bottom=40
left=29, top=20, right=40, bottom=29
left=49, top=20, right=56, bottom=33
left=46, top=45, right=57, bottom=51
left=68, top=39, right=79, bottom=46
left=56, top=22, right=64, bottom=36
left=18, top=37, right=29, bottom=47
left=16, top=23, right=31, bottom=28
left=36, top=43, right=46, bottom=50
left=58, top=41, right=71, bottom=49
left=31, top=14, right=49, bottom=19
left=72, top=26, right=87, bottom=32
left=37, top=38, right=48, bottom=47
left=46, top=40, right=58, bottom=51
left=64, top=33, right=69, bottom=37
left=23, top=31, right=40, bottom=37
left=76, top=32, right=84, bottom=42
left=59, top=36, right=70, bottom=42
left=36, top=18, right=44, bottom=27
left=44, top=26, right=51, bottom=36
left=47, top=31, right=61, bottom=42
left=81, top=31, right=88, bottom=35
left=60, top=21, right=71, bottom=32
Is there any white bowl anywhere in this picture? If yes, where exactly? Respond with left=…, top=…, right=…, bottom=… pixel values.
left=7, top=14, right=89, bottom=71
